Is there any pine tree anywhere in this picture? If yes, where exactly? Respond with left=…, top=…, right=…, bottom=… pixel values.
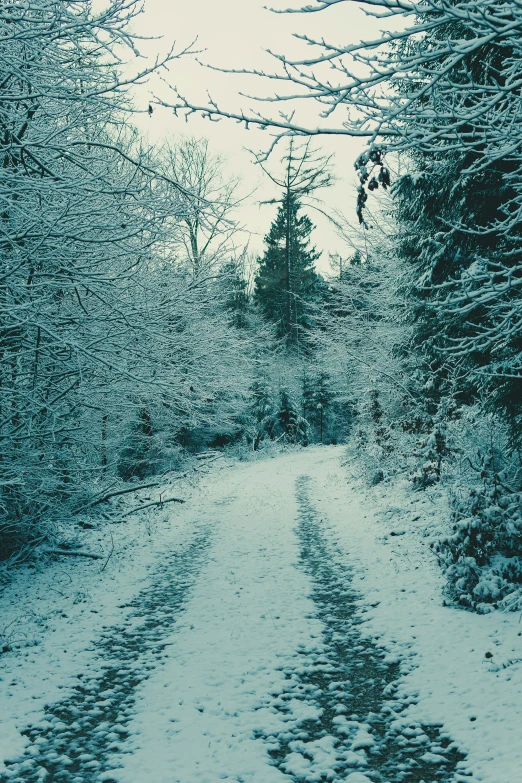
left=249, top=379, right=277, bottom=450
left=302, top=373, right=316, bottom=423
left=221, top=259, right=250, bottom=329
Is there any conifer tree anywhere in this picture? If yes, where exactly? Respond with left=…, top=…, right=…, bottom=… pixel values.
left=277, top=387, right=308, bottom=445
left=254, top=141, right=332, bottom=347
left=248, top=379, right=277, bottom=450
left=221, top=259, right=250, bottom=329
left=255, top=193, right=320, bottom=342
left=304, top=372, right=333, bottom=444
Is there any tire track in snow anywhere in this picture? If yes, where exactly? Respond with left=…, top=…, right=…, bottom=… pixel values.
left=258, top=475, right=470, bottom=783
left=0, top=528, right=212, bottom=783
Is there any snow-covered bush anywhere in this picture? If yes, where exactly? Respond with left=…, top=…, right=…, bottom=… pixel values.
left=435, top=450, right=522, bottom=612
left=411, top=399, right=458, bottom=489
left=348, top=380, right=434, bottom=486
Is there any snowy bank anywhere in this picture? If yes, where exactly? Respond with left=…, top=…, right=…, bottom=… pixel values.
left=312, top=449, right=522, bottom=783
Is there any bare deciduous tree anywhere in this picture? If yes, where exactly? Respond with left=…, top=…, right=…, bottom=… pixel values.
left=162, top=136, right=244, bottom=277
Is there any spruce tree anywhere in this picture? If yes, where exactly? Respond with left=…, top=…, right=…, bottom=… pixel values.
left=221, top=259, right=250, bottom=329
left=249, top=379, right=277, bottom=450
left=303, top=372, right=333, bottom=444
left=255, top=192, right=320, bottom=343
left=277, top=387, right=308, bottom=445
left=254, top=140, right=332, bottom=347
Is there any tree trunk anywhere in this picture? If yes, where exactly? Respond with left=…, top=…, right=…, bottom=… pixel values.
left=285, top=184, right=292, bottom=342
left=101, top=413, right=108, bottom=473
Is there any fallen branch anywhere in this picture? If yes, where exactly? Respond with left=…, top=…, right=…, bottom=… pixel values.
left=44, top=549, right=104, bottom=560
left=78, top=480, right=163, bottom=511
left=121, top=496, right=185, bottom=518
left=100, top=532, right=115, bottom=573
left=189, top=455, right=225, bottom=474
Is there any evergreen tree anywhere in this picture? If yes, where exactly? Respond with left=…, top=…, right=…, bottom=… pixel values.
left=277, top=387, right=308, bottom=445
left=255, top=192, right=320, bottom=343
left=302, top=373, right=316, bottom=423
left=254, top=140, right=332, bottom=347
left=350, top=250, right=363, bottom=267
left=303, top=371, right=333, bottom=443
left=249, top=379, right=277, bottom=450
left=221, top=259, right=250, bottom=329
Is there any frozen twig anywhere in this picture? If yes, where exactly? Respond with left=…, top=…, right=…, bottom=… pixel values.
left=44, top=549, right=104, bottom=560
left=100, top=533, right=115, bottom=573
left=121, top=496, right=186, bottom=518
left=78, top=481, right=164, bottom=511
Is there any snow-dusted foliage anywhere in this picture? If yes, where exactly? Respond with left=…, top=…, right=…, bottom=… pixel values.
left=436, top=450, right=522, bottom=613
left=0, top=1, right=254, bottom=559
left=310, top=233, right=522, bottom=613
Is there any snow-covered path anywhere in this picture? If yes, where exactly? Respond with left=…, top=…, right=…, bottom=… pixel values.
left=1, top=447, right=522, bottom=783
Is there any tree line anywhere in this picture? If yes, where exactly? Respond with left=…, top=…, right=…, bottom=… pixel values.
left=171, top=0, right=522, bottom=613
left=0, top=0, right=351, bottom=565
left=4, top=0, right=522, bottom=615
left=0, top=0, right=251, bottom=560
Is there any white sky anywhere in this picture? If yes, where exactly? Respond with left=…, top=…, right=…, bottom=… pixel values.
left=127, top=0, right=382, bottom=270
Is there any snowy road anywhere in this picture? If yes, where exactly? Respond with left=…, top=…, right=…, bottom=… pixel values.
left=0, top=448, right=476, bottom=783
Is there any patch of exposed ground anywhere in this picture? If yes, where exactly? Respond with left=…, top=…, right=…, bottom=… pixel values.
left=255, top=476, right=470, bottom=783
left=0, top=530, right=211, bottom=783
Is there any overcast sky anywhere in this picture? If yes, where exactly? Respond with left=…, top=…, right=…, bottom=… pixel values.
left=127, top=0, right=381, bottom=269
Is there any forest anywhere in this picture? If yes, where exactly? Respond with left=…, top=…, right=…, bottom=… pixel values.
left=2, top=0, right=522, bottom=620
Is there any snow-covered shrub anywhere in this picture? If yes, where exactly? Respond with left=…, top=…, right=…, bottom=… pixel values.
left=368, top=389, right=393, bottom=456
left=348, top=383, right=429, bottom=485
left=411, top=423, right=449, bottom=488
left=435, top=450, right=522, bottom=612
left=411, top=399, right=458, bottom=489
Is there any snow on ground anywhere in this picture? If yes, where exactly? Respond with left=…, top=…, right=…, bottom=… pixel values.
left=0, top=446, right=521, bottom=783
left=310, top=448, right=522, bottom=783
left=0, top=465, right=211, bottom=772
left=112, top=452, right=325, bottom=783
